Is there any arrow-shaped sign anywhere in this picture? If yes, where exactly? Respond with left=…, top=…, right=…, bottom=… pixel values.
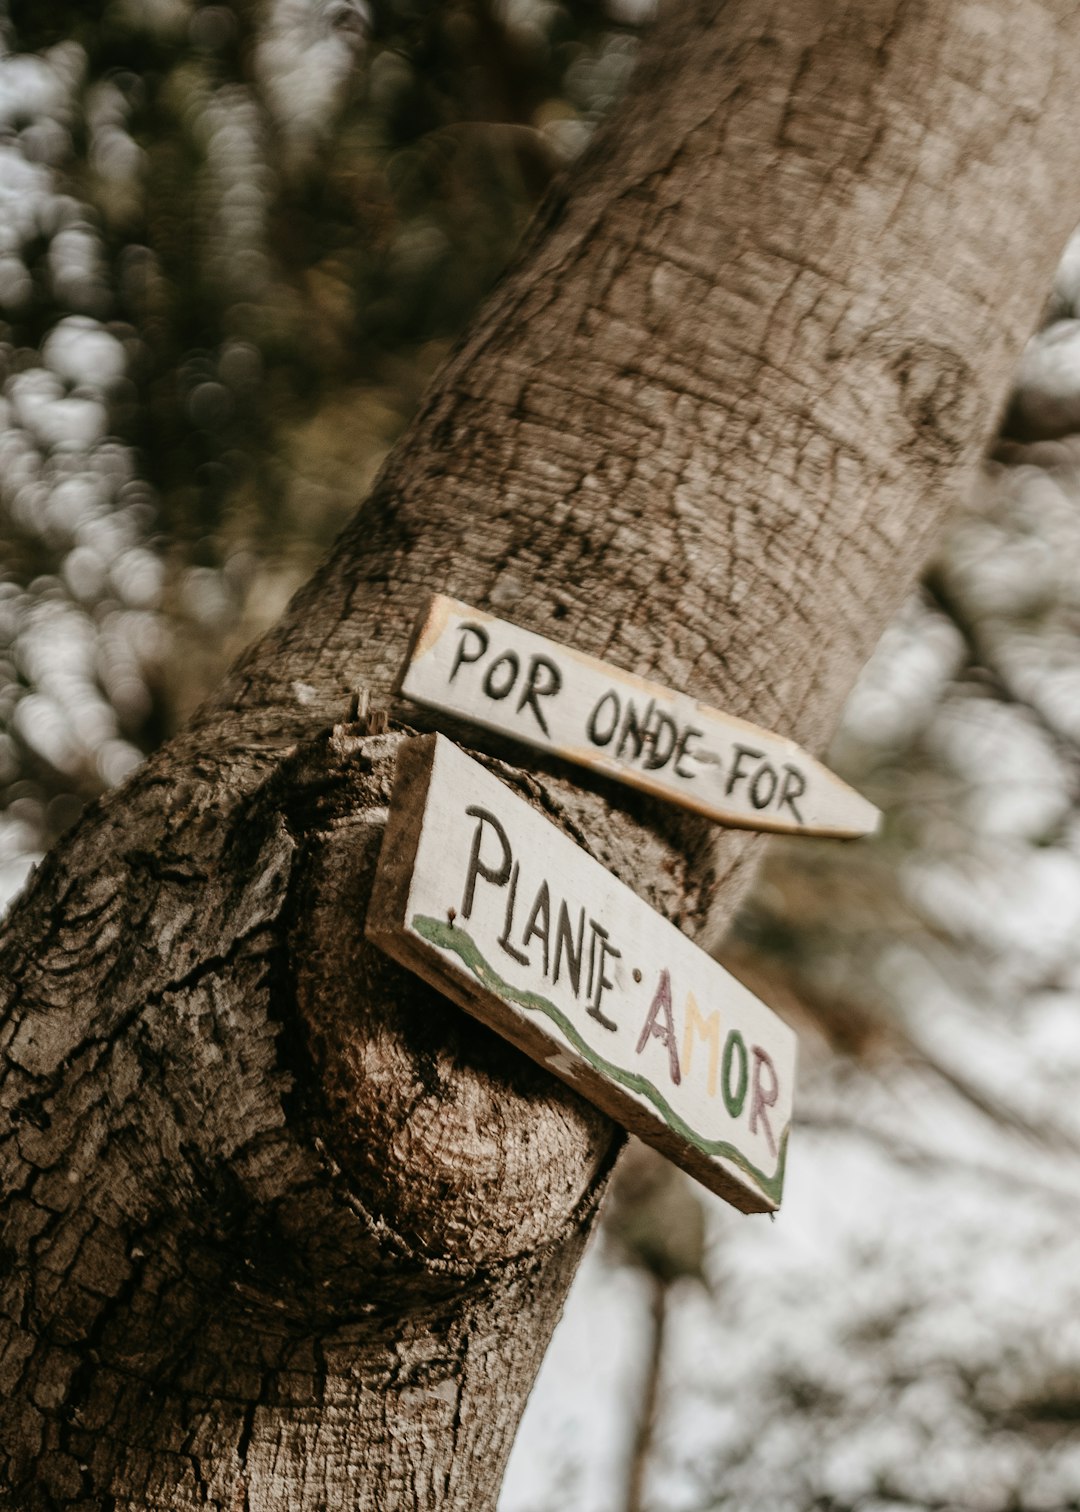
left=395, top=594, right=879, bottom=838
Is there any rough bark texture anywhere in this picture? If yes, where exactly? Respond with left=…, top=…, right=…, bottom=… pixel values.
left=3, top=1, right=1080, bottom=1507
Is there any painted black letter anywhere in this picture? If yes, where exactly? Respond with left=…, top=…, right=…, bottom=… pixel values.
left=725, top=743, right=764, bottom=796
left=779, top=764, right=806, bottom=825
left=497, top=862, right=529, bottom=965
left=674, top=726, right=703, bottom=780
left=587, top=690, right=620, bottom=747
left=616, top=698, right=653, bottom=763
left=586, top=922, right=620, bottom=1031
left=643, top=711, right=678, bottom=771
left=750, top=762, right=778, bottom=810
left=522, top=880, right=552, bottom=975
left=553, top=901, right=585, bottom=996
left=517, top=654, right=562, bottom=737
left=462, top=806, right=511, bottom=918
left=450, top=623, right=489, bottom=682
left=483, top=651, right=519, bottom=700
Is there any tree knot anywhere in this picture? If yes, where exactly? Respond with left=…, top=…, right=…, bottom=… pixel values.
left=886, top=339, right=982, bottom=464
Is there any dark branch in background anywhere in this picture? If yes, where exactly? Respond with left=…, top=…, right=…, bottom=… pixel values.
left=625, top=1275, right=667, bottom=1512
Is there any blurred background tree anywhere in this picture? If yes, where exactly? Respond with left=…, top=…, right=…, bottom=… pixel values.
left=5, top=3, right=1080, bottom=1509
left=0, top=0, right=650, bottom=894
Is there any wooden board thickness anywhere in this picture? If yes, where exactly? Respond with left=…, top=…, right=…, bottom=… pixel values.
left=366, top=734, right=798, bottom=1214
left=395, top=594, right=880, bottom=838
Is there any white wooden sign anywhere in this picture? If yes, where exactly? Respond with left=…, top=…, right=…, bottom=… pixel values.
left=366, top=734, right=797, bottom=1213
left=395, top=595, right=879, bottom=838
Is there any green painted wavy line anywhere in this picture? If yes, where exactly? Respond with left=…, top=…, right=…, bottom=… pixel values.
left=413, top=915, right=788, bottom=1206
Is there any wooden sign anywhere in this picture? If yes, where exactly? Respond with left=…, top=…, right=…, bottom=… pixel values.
left=366, top=734, right=797, bottom=1214
left=395, top=595, right=879, bottom=838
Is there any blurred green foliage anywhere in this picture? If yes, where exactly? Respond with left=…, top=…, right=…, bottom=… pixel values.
left=0, top=0, right=649, bottom=872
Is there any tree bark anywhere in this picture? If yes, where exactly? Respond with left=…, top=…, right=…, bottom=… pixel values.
left=3, top=1, right=1080, bottom=1506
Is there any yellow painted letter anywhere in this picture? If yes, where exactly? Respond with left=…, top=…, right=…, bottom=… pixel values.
left=682, top=993, right=720, bottom=1097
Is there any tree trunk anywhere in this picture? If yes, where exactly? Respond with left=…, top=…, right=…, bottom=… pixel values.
left=3, top=1, right=1080, bottom=1506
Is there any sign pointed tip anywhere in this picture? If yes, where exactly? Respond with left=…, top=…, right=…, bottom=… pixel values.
left=835, top=785, right=883, bottom=840
left=826, top=794, right=884, bottom=841
left=400, top=594, right=880, bottom=840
